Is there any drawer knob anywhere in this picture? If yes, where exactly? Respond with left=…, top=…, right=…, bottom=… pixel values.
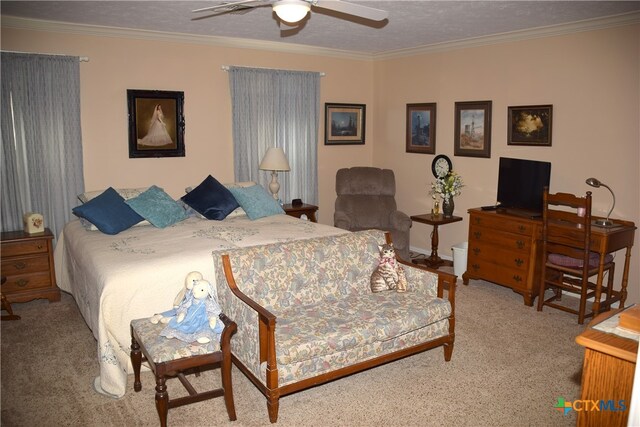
left=514, top=258, right=524, bottom=267
left=474, top=217, right=482, bottom=225
left=515, top=240, right=524, bottom=249
left=518, top=225, right=526, bottom=233
left=13, top=261, right=27, bottom=270
left=37, top=244, right=44, bottom=250
left=472, top=263, right=480, bottom=272
left=16, top=279, right=29, bottom=287
left=472, top=247, right=480, bottom=256
left=513, top=275, right=522, bottom=283
left=473, top=231, right=482, bottom=239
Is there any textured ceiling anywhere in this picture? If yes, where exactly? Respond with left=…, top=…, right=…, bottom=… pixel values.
left=2, top=1, right=640, bottom=54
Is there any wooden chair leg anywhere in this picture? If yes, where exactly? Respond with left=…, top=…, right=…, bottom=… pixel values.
left=267, top=394, right=279, bottom=424
left=1, top=293, right=20, bottom=321
left=155, top=376, right=169, bottom=427
left=221, top=354, right=237, bottom=421
left=131, top=334, right=142, bottom=392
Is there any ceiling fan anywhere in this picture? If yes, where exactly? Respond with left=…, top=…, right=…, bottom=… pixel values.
left=192, top=0, right=389, bottom=25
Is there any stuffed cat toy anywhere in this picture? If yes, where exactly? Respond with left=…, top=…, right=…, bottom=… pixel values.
left=370, top=243, right=407, bottom=293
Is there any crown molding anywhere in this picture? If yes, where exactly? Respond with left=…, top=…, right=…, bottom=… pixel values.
left=3, top=11, right=639, bottom=62
left=374, top=11, right=640, bottom=60
left=0, top=15, right=374, bottom=61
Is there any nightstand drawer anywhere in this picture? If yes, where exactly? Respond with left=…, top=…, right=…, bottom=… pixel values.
left=1, top=254, right=50, bottom=276
left=2, top=238, right=49, bottom=257
left=2, top=271, right=51, bottom=292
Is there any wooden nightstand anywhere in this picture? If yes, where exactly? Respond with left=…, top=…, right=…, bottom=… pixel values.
left=283, top=203, right=318, bottom=223
left=1, top=228, right=60, bottom=303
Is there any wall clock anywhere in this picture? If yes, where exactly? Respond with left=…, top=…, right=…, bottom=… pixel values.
left=432, top=154, right=452, bottom=178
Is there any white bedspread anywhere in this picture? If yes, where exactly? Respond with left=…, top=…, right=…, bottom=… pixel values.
left=54, top=214, right=346, bottom=398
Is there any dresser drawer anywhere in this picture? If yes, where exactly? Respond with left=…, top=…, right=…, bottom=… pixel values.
left=1, top=254, right=50, bottom=276
left=466, top=258, right=530, bottom=291
left=468, top=241, right=530, bottom=274
left=469, top=225, right=531, bottom=253
left=470, top=213, right=535, bottom=236
left=2, top=238, right=49, bottom=257
left=2, top=271, right=51, bottom=293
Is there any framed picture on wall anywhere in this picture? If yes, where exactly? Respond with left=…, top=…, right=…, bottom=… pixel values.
left=324, top=103, right=366, bottom=145
left=454, top=100, right=492, bottom=158
left=507, top=105, right=553, bottom=146
left=127, top=89, right=185, bottom=158
left=406, top=103, right=436, bottom=154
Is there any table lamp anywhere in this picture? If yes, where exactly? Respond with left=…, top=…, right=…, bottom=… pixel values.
left=585, top=177, right=615, bottom=227
left=259, top=147, right=290, bottom=200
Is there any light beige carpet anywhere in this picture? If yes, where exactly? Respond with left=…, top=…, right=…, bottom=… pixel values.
left=1, top=278, right=584, bottom=426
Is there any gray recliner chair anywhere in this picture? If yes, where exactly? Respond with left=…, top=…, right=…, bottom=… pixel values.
left=334, top=167, right=411, bottom=260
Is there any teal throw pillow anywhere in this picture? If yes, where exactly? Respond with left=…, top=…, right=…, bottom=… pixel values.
left=228, top=184, right=284, bottom=220
left=72, top=187, right=144, bottom=235
left=125, top=185, right=188, bottom=228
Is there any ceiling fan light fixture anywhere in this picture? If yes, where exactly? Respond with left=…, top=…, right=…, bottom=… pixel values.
left=273, top=0, right=310, bottom=23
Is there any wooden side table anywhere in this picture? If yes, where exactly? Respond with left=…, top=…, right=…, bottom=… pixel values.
left=0, top=228, right=60, bottom=303
left=575, top=308, right=637, bottom=426
left=283, top=203, right=318, bottom=223
left=410, top=213, right=462, bottom=268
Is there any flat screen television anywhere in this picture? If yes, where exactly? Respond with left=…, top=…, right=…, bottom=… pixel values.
left=496, top=157, right=551, bottom=215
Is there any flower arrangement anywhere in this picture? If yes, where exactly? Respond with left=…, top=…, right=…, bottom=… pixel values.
left=430, top=171, right=464, bottom=202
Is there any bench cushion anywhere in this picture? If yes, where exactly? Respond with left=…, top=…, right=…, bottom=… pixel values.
left=275, top=292, right=451, bottom=365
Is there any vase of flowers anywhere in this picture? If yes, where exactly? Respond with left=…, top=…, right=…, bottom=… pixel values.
left=430, top=171, right=464, bottom=218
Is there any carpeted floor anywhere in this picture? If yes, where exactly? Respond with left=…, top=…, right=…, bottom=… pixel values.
left=1, top=277, right=585, bottom=426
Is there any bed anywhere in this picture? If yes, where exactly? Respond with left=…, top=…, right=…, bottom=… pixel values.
left=54, top=212, right=347, bottom=398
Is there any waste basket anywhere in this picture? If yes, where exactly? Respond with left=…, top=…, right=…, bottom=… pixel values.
left=451, top=242, right=468, bottom=278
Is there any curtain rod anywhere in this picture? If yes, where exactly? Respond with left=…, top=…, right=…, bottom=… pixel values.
left=1, top=50, right=89, bottom=62
left=221, top=65, right=325, bottom=77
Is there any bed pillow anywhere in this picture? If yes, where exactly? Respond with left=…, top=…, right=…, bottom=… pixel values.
left=78, top=187, right=151, bottom=230
left=184, top=181, right=253, bottom=219
left=125, top=185, right=188, bottom=228
left=72, top=187, right=144, bottom=235
left=181, top=175, right=239, bottom=220
left=227, top=184, right=284, bottom=220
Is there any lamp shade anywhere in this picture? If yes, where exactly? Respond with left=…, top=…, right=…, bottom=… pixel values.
left=259, top=147, right=290, bottom=171
left=273, top=0, right=310, bottom=23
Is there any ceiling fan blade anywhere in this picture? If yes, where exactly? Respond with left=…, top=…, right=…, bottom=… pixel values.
left=313, top=0, right=388, bottom=21
left=192, top=0, right=267, bottom=13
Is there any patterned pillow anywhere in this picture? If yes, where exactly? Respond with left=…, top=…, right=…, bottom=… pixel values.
left=72, top=187, right=144, bottom=235
left=227, top=184, right=284, bottom=220
left=125, top=185, right=188, bottom=228
left=181, top=175, right=239, bottom=220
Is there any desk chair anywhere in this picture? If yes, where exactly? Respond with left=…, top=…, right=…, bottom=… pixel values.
left=536, top=189, right=615, bottom=324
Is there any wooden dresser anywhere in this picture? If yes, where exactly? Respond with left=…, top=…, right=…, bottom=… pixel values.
left=463, top=208, right=542, bottom=306
left=1, top=228, right=60, bottom=303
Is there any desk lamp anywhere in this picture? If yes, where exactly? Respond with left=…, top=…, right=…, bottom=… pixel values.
left=585, top=177, right=615, bottom=227
left=259, top=147, right=290, bottom=200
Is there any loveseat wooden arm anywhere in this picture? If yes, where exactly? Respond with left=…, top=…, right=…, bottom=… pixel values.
left=221, top=255, right=280, bottom=404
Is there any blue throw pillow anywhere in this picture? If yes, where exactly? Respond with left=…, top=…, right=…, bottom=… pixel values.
left=228, top=184, right=284, bottom=220
left=72, top=187, right=144, bottom=235
left=125, top=185, right=188, bottom=228
left=181, top=175, right=239, bottom=220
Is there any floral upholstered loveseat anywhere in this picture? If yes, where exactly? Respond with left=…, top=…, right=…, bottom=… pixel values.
left=212, top=229, right=456, bottom=423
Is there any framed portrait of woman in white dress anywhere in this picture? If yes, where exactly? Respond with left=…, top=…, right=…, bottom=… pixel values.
left=127, top=90, right=185, bottom=158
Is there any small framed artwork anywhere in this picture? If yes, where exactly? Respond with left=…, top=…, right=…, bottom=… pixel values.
left=454, top=100, right=492, bottom=158
left=406, top=103, right=437, bottom=154
left=508, top=105, right=553, bottom=146
left=324, top=103, right=366, bottom=145
left=127, top=89, right=185, bottom=158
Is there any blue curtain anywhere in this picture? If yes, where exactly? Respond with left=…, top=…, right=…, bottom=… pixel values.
left=228, top=67, right=320, bottom=204
left=1, top=52, right=85, bottom=241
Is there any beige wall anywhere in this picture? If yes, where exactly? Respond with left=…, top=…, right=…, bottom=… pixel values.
left=3, top=23, right=639, bottom=303
left=1, top=27, right=375, bottom=224
left=374, top=24, right=640, bottom=303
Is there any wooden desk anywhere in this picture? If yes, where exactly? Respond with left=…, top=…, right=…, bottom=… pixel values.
left=410, top=213, right=463, bottom=268
left=575, top=309, right=638, bottom=427
left=464, top=208, right=635, bottom=308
